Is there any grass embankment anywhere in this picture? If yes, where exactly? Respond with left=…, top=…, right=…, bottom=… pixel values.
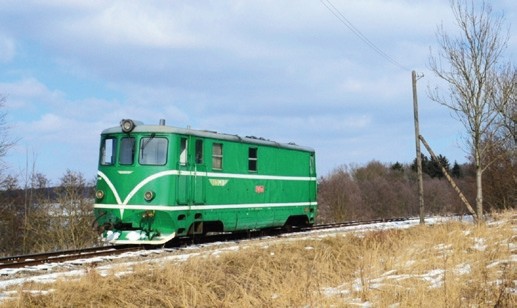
left=6, top=213, right=517, bottom=307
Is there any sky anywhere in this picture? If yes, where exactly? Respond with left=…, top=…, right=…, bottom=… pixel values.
left=0, top=0, right=516, bottom=184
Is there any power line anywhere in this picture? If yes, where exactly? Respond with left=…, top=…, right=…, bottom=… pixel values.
left=320, top=0, right=411, bottom=72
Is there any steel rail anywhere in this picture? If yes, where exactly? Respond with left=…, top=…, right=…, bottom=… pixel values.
left=0, top=246, right=141, bottom=270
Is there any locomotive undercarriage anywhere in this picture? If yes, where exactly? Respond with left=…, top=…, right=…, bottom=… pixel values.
left=94, top=208, right=313, bottom=245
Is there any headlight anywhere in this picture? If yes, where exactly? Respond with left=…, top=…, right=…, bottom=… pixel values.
left=120, top=119, right=135, bottom=133
left=95, top=190, right=105, bottom=200
left=144, top=191, right=155, bottom=202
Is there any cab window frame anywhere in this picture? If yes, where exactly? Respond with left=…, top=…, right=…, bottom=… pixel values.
left=119, top=137, right=136, bottom=165
left=139, top=136, right=168, bottom=166
left=100, top=137, right=117, bottom=166
left=212, top=143, right=223, bottom=170
left=248, top=147, right=258, bottom=172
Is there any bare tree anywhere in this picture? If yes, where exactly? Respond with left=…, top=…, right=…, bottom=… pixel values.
left=0, top=175, right=23, bottom=256
left=496, top=67, right=517, bottom=143
left=428, top=0, right=515, bottom=221
left=317, top=165, right=366, bottom=223
left=0, top=95, right=15, bottom=163
left=52, top=170, right=97, bottom=250
left=25, top=170, right=98, bottom=252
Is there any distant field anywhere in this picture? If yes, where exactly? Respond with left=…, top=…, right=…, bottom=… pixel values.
left=3, top=212, right=517, bottom=307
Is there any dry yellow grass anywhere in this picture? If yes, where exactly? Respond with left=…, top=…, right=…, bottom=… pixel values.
left=3, top=212, right=517, bottom=307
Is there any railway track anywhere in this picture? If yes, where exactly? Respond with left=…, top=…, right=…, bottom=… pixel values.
left=298, top=217, right=409, bottom=232
left=0, top=246, right=142, bottom=270
left=0, top=217, right=413, bottom=271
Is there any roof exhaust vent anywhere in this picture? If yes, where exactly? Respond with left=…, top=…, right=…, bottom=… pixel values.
left=159, top=119, right=166, bottom=126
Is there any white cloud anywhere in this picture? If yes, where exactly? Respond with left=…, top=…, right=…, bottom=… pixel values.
left=31, top=113, right=64, bottom=133
left=72, top=3, right=199, bottom=49
left=0, top=78, right=67, bottom=118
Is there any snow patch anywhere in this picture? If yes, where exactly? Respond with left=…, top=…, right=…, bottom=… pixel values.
left=472, top=238, right=487, bottom=251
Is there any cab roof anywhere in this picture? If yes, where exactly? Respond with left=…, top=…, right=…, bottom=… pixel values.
left=102, top=120, right=315, bottom=153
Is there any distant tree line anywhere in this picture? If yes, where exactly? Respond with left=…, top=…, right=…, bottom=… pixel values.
left=317, top=149, right=516, bottom=223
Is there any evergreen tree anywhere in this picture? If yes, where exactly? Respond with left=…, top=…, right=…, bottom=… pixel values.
left=391, top=162, right=404, bottom=172
left=412, top=154, right=451, bottom=179
left=452, top=161, right=462, bottom=178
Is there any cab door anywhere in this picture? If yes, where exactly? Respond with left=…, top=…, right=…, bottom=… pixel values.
left=193, top=138, right=206, bottom=204
left=177, top=136, right=189, bottom=204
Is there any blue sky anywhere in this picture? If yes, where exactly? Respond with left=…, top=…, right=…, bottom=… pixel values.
left=0, top=0, right=516, bottom=183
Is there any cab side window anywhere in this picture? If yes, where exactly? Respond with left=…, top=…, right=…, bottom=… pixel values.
left=195, top=139, right=203, bottom=164
left=212, top=143, right=223, bottom=170
left=248, top=147, right=258, bottom=172
left=101, top=138, right=116, bottom=165
left=179, top=138, right=188, bottom=165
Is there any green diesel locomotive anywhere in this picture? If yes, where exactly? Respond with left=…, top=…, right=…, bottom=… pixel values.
left=93, top=119, right=317, bottom=244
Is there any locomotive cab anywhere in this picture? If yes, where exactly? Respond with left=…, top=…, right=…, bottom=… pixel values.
left=94, top=119, right=178, bottom=244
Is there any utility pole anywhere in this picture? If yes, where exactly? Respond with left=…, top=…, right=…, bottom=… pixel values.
left=412, top=70, right=425, bottom=224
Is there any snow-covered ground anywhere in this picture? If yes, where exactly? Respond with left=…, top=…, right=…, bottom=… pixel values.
left=0, top=216, right=483, bottom=303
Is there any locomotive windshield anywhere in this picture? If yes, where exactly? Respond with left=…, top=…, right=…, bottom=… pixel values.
left=140, top=137, right=168, bottom=165
left=120, top=137, right=135, bottom=165
left=99, top=135, right=168, bottom=166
